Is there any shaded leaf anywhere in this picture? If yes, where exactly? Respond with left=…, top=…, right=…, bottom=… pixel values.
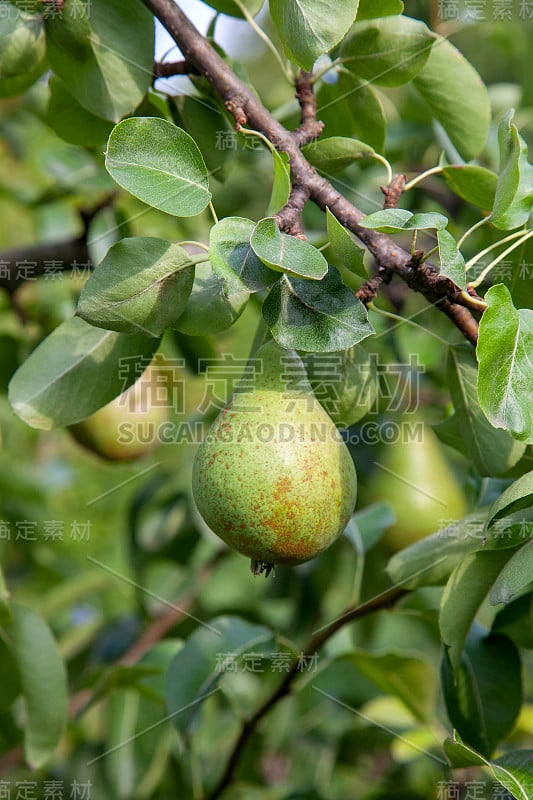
left=173, top=261, right=248, bottom=336
left=166, top=616, right=274, bottom=737
left=445, top=735, right=533, bottom=800
left=172, top=95, right=234, bottom=180
left=490, top=540, right=533, bottom=605
left=316, top=73, right=386, bottom=152
left=46, top=75, right=113, bottom=147
left=437, top=228, right=466, bottom=290
left=442, top=165, right=498, bottom=211
left=210, top=217, right=277, bottom=296
left=477, top=284, right=533, bottom=444
left=325, top=208, right=367, bottom=278
left=441, top=626, right=522, bottom=757
left=267, top=149, right=291, bottom=216
left=492, top=110, right=533, bottom=230
left=447, top=344, right=526, bottom=476
left=270, top=0, right=360, bottom=71
left=302, top=136, right=374, bottom=174
left=263, top=267, right=374, bottom=352
left=341, top=15, right=435, bottom=87
left=413, top=36, right=491, bottom=161
left=356, top=0, right=403, bottom=18
left=251, top=217, right=328, bottom=280
left=8, top=317, right=159, bottom=429
left=342, top=650, right=437, bottom=721
left=0, top=5, right=45, bottom=79
left=105, top=117, right=211, bottom=217
left=76, top=237, right=196, bottom=336
left=45, top=0, right=153, bottom=122
left=440, top=550, right=515, bottom=670
left=303, top=343, right=377, bottom=425
left=203, top=0, right=263, bottom=16
left=4, top=605, right=67, bottom=768
left=486, top=471, right=533, bottom=525
left=359, top=208, right=448, bottom=233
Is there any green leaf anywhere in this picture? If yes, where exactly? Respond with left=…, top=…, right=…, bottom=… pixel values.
left=356, top=0, right=403, bottom=18
left=172, top=95, right=234, bottom=181
left=303, top=343, right=378, bottom=426
left=166, top=616, right=274, bottom=737
left=437, top=228, right=466, bottom=290
left=0, top=637, right=20, bottom=711
left=250, top=217, right=328, bottom=280
left=46, top=75, right=113, bottom=147
left=445, top=735, right=533, bottom=800
left=76, top=237, right=196, bottom=336
left=440, top=550, right=515, bottom=670
left=342, top=650, right=437, bottom=721
left=477, top=284, right=533, bottom=444
left=486, top=471, right=533, bottom=525
left=4, top=605, right=67, bottom=768
left=351, top=502, right=396, bottom=551
left=45, top=0, right=154, bottom=122
left=386, top=512, right=488, bottom=590
left=8, top=317, right=159, bottom=429
left=269, top=0, right=360, bottom=71
left=173, top=261, right=248, bottom=336
left=267, top=149, right=291, bottom=216
left=386, top=510, right=526, bottom=591
left=105, top=117, right=212, bottom=217
left=317, top=73, right=386, bottom=152
left=413, top=37, right=491, bottom=161
left=490, top=540, right=533, bottom=605
left=492, top=110, right=533, bottom=230
left=203, top=0, right=264, bottom=17
left=359, top=208, right=448, bottom=233
left=358, top=208, right=412, bottom=232
left=325, top=208, right=367, bottom=278
left=0, top=53, right=47, bottom=97
left=447, top=344, right=526, bottom=476
left=263, top=267, right=374, bottom=352
left=0, top=5, right=45, bottom=78
left=340, top=15, right=435, bottom=87
left=302, top=136, right=374, bottom=174
left=209, top=217, right=276, bottom=295
left=441, top=626, right=522, bottom=757
left=492, top=751, right=533, bottom=800
left=442, top=165, right=498, bottom=211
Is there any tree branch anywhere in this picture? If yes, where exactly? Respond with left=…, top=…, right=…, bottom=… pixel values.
left=140, top=0, right=480, bottom=346
left=153, top=59, right=198, bottom=78
left=207, top=584, right=408, bottom=800
left=292, top=70, right=324, bottom=147
left=274, top=183, right=310, bottom=238
left=0, top=238, right=90, bottom=293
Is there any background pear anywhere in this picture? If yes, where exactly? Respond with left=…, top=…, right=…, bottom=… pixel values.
left=68, top=363, right=169, bottom=461
left=192, top=340, right=357, bottom=570
left=363, top=415, right=467, bottom=551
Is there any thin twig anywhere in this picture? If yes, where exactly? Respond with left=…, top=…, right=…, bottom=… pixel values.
left=206, top=585, right=407, bottom=800
left=292, top=70, right=324, bottom=147
left=153, top=59, right=198, bottom=78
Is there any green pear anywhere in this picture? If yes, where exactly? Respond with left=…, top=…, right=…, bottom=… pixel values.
left=69, top=364, right=169, bottom=461
left=363, top=416, right=467, bottom=551
left=192, top=341, right=357, bottom=573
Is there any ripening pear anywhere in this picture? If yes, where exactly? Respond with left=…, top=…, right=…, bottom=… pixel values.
left=192, top=341, right=357, bottom=573
left=363, top=415, right=467, bottom=551
left=68, top=364, right=169, bottom=461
